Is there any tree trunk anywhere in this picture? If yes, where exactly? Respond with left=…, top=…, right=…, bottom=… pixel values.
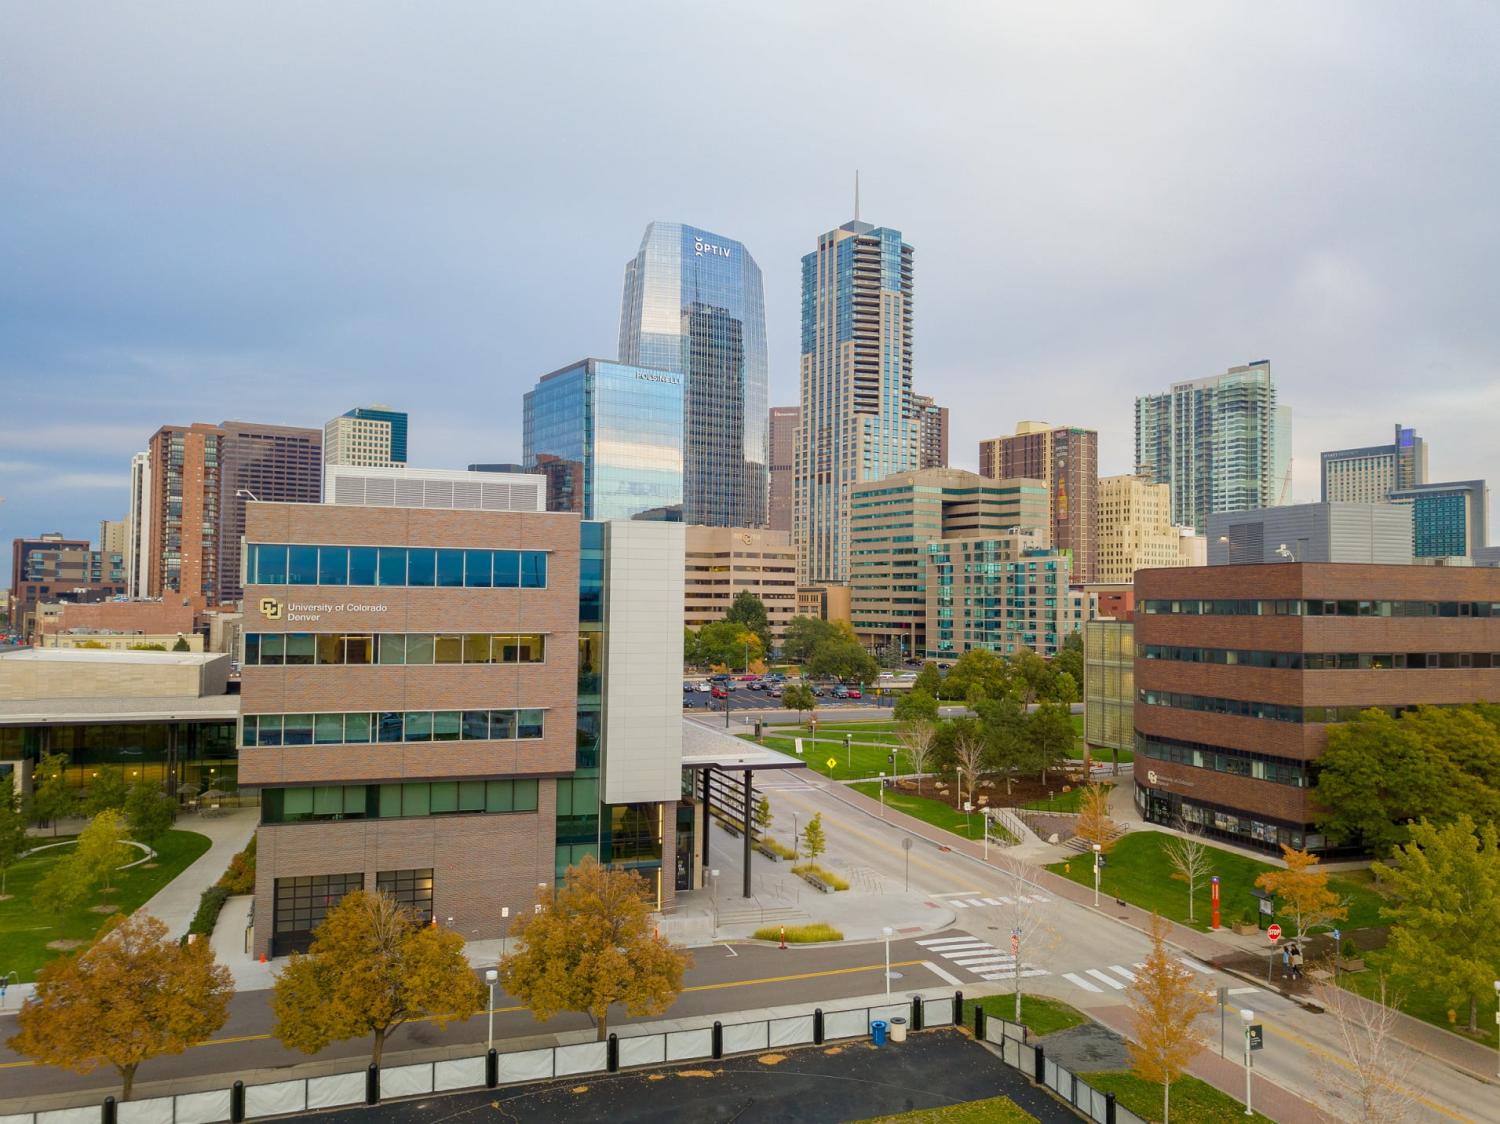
left=372, top=1027, right=387, bottom=1067
left=1163, top=1078, right=1170, bottom=1124
left=119, top=1063, right=137, bottom=1102
left=1469, top=995, right=1478, bottom=1033
left=596, top=1009, right=609, bottom=1042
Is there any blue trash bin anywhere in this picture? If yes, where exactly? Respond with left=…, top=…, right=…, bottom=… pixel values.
left=870, top=1019, right=888, bottom=1046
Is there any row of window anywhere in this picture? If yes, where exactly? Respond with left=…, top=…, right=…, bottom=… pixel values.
left=262, top=780, right=539, bottom=823
left=1140, top=645, right=1500, bottom=670
left=242, top=708, right=545, bottom=747
left=1135, top=733, right=1307, bottom=787
left=1141, top=598, right=1500, bottom=618
left=243, top=632, right=546, bottom=667
left=1137, top=689, right=1407, bottom=724
left=247, top=543, right=548, bottom=589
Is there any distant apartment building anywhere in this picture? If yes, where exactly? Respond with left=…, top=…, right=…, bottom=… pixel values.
left=126, top=451, right=153, bottom=599
left=1320, top=424, right=1427, bottom=503
left=7, top=534, right=126, bottom=640
left=98, top=519, right=127, bottom=555
left=1207, top=502, right=1414, bottom=565
left=979, top=421, right=1098, bottom=582
left=684, top=527, right=797, bottom=642
left=848, top=468, right=1049, bottom=659
left=1095, top=474, right=1196, bottom=584
left=523, top=358, right=684, bottom=522
left=1388, top=480, right=1490, bottom=560
left=324, top=405, right=408, bottom=469
left=797, top=584, right=851, bottom=625
left=1135, top=361, right=1291, bottom=532
left=146, top=420, right=322, bottom=608
left=912, top=393, right=949, bottom=469
left=767, top=406, right=799, bottom=532
left=925, top=531, right=1086, bottom=660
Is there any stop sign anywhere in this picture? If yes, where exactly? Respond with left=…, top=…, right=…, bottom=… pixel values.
left=1267, top=923, right=1282, bottom=942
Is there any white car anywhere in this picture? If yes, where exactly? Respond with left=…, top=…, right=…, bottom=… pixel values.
left=695, top=682, right=712, bottom=693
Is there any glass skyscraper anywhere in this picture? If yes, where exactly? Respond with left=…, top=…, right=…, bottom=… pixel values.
left=523, top=358, right=683, bottom=521
left=794, top=218, right=917, bottom=583
left=618, top=222, right=767, bottom=528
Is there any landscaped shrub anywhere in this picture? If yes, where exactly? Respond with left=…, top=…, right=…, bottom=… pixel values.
left=751, top=922, right=843, bottom=943
left=791, top=863, right=850, bottom=891
left=216, top=835, right=256, bottom=895
left=187, top=884, right=230, bottom=940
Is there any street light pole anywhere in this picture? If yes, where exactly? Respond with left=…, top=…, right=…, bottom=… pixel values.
left=484, top=969, right=498, bottom=1052
left=878, top=772, right=886, bottom=818
left=882, top=926, right=893, bottom=996
left=1493, top=980, right=1500, bottom=1078
left=1092, top=843, right=1103, bottom=908
left=1241, top=1008, right=1254, bottom=1116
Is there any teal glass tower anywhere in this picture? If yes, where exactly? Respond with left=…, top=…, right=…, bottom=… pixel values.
left=618, top=223, right=767, bottom=528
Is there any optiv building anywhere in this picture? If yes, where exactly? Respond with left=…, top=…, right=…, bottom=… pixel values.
left=618, top=222, right=768, bottom=528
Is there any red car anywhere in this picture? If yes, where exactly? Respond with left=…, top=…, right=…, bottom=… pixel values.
left=735, top=673, right=758, bottom=682
left=711, top=685, right=729, bottom=699
left=846, top=687, right=862, bottom=699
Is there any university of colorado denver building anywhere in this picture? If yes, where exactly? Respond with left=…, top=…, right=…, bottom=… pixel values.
left=238, top=473, right=682, bottom=956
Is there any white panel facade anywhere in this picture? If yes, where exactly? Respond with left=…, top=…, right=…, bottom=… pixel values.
left=602, top=520, right=685, bottom=805
left=324, top=465, right=545, bottom=513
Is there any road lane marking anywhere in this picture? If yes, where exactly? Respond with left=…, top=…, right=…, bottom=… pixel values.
left=950, top=900, right=970, bottom=908
left=979, top=969, right=1047, bottom=980
left=1108, top=965, right=1137, bottom=983
left=1085, top=968, right=1126, bottom=990
left=1227, top=986, right=1259, bottom=996
left=932, top=891, right=983, bottom=898
left=922, top=960, right=967, bottom=987
left=916, top=937, right=986, bottom=948
left=1177, top=956, right=1214, bottom=974
left=950, top=957, right=1014, bottom=968
left=1063, top=972, right=1103, bottom=993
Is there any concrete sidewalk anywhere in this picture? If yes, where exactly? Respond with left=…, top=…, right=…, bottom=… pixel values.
left=140, top=807, right=258, bottom=935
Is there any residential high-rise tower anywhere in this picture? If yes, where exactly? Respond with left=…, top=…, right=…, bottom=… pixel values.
left=618, top=223, right=767, bottom=528
left=794, top=218, right=917, bottom=583
left=978, top=421, right=1098, bottom=582
left=912, top=393, right=949, bottom=469
left=767, top=406, right=799, bottom=533
left=1320, top=424, right=1428, bottom=503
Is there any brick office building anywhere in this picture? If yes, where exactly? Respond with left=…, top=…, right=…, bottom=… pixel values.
left=1134, top=564, right=1500, bottom=852
left=238, top=495, right=683, bottom=957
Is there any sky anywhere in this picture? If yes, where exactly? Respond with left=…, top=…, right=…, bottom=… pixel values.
left=3, top=2, right=1498, bottom=582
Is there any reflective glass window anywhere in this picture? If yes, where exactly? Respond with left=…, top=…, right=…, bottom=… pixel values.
left=348, top=547, right=378, bottom=586
left=378, top=634, right=406, bottom=665
left=493, top=551, right=520, bottom=588
left=341, top=635, right=373, bottom=666
left=314, top=714, right=345, bottom=745
left=378, top=548, right=407, bottom=586
left=259, top=633, right=285, bottom=666
left=463, top=634, right=491, bottom=664
left=518, top=709, right=544, bottom=739
left=490, top=709, right=516, bottom=739
left=287, top=545, right=319, bottom=585
left=255, top=545, right=288, bottom=585
left=432, top=712, right=461, bottom=741
left=434, top=635, right=462, bottom=664
left=407, top=549, right=436, bottom=586
left=462, top=710, right=490, bottom=739
left=283, top=714, right=313, bottom=746
left=404, top=711, right=432, bottom=742
left=436, top=550, right=464, bottom=587
left=316, top=635, right=340, bottom=665
left=318, top=547, right=349, bottom=585
left=284, top=634, right=315, bottom=666
left=406, top=634, right=434, bottom=664
left=464, top=550, right=492, bottom=588
left=344, top=712, right=371, bottom=743
left=378, top=712, right=404, bottom=743
left=521, top=551, right=547, bottom=588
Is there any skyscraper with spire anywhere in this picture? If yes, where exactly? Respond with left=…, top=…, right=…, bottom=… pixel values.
left=793, top=201, right=917, bottom=584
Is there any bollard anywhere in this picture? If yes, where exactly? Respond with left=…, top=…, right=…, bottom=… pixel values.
left=1105, top=1091, right=1117, bottom=1124
left=813, top=1008, right=825, bottom=1045
left=953, top=990, right=963, bottom=1026
left=365, top=1062, right=380, bottom=1105
left=911, top=995, right=923, bottom=1032
left=607, top=1032, right=620, bottom=1072
left=712, top=1021, right=724, bottom=1059
left=1033, top=1044, right=1045, bottom=1085
left=974, top=1004, right=987, bottom=1041
left=231, top=1080, right=246, bottom=1122
left=485, top=1048, right=499, bottom=1089
left=101, top=1096, right=116, bottom=1124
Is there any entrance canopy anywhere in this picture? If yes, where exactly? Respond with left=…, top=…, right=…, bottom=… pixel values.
left=680, top=718, right=809, bottom=773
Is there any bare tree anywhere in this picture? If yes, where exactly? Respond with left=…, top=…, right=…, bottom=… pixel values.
left=1162, top=824, right=1214, bottom=924
left=991, top=851, right=1063, bottom=1023
left=897, top=719, right=937, bottom=795
left=953, top=734, right=986, bottom=813
left=1309, top=977, right=1417, bottom=1123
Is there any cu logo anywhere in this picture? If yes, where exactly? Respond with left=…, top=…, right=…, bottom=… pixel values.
left=260, top=598, right=283, bottom=621
left=1146, top=770, right=1158, bottom=785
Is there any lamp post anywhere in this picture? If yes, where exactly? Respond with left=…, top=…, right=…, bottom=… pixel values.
left=878, top=772, right=886, bottom=818
left=484, top=969, right=498, bottom=1051
left=1493, top=980, right=1500, bottom=1078
left=1241, top=1008, right=1254, bottom=1116
left=1092, top=843, right=1103, bottom=908
left=882, top=926, right=893, bottom=996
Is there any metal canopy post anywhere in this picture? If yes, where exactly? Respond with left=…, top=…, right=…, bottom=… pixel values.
left=701, top=767, right=712, bottom=881
left=742, top=769, right=753, bottom=899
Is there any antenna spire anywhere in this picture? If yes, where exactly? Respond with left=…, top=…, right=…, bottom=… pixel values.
left=854, top=170, right=861, bottom=221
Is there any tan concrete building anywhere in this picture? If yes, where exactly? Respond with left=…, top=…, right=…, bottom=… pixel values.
left=767, top=406, right=799, bottom=533
left=684, top=527, right=797, bottom=640
left=978, top=421, right=1098, bottom=583
left=849, top=468, right=1049, bottom=659
left=98, top=519, right=127, bottom=555
left=1095, top=474, right=1197, bottom=584
left=0, top=648, right=230, bottom=701
left=41, top=632, right=205, bottom=652
left=798, top=584, right=851, bottom=624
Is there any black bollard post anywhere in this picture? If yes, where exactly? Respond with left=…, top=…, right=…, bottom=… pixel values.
left=101, top=1096, right=116, bottom=1124
left=911, top=995, right=923, bottom=1032
left=486, top=1048, right=499, bottom=1088
left=1105, top=1091, right=1117, bottom=1124
left=974, top=1004, right=987, bottom=1041
left=1033, top=1044, right=1045, bottom=1085
left=231, top=1080, right=246, bottom=1122
left=813, top=1008, right=825, bottom=1045
left=607, top=1033, right=620, bottom=1072
left=365, top=1062, right=380, bottom=1105
left=953, top=990, right=963, bottom=1026
left=712, top=1021, right=724, bottom=1059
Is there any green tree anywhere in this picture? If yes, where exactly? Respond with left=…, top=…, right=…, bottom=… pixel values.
left=802, top=813, right=827, bottom=863
left=781, top=683, right=816, bottom=722
left=1007, top=647, right=1054, bottom=705
left=1023, top=701, right=1076, bottom=782
left=272, top=889, right=483, bottom=1063
left=171, top=635, right=191, bottom=652
left=781, top=616, right=838, bottom=664
left=912, top=661, right=943, bottom=697
left=932, top=715, right=984, bottom=774
left=976, top=694, right=1028, bottom=792
left=753, top=795, right=773, bottom=839
left=500, top=857, right=689, bottom=1041
left=1050, top=670, right=1079, bottom=706
left=1374, top=815, right=1500, bottom=1032
left=30, top=752, right=76, bottom=835
left=724, top=590, right=772, bottom=653
left=1054, top=631, right=1083, bottom=690
left=806, top=637, right=877, bottom=685
left=682, top=627, right=701, bottom=667
left=892, top=687, right=939, bottom=724
left=1315, top=709, right=1467, bottom=854
left=941, top=648, right=1009, bottom=701
left=694, top=619, right=764, bottom=670
left=0, top=791, right=30, bottom=896
left=35, top=810, right=130, bottom=912
left=84, top=768, right=129, bottom=816
left=124, top=783, right=176, bottom=852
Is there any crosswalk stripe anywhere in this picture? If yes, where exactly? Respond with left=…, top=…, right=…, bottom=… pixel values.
left=951, top=900, right=970, bottom=908
left=931, top=942, right=991, bottom=953
left=949, top=956, right=1013, bottom=967
left=994, top=896, right=1013, bottom=905
left=1063, top=972, right=1103, bottom=993
left=1178, top=957, right=1214, bottom=974
left=1086, top=968, right=1126, bottom=990
left=1109, top=965, right=1137, bottom=982
left=979, top=968, right=1049, bottom=980
left=963, top=898, right=988, bottom=908
left=916, top=936, right=985, bottom=947
left=979, top=897, right=1003, bottom=906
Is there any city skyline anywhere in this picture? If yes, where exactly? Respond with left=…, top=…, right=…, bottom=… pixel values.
left=4, top=4, right=1499, bottom=579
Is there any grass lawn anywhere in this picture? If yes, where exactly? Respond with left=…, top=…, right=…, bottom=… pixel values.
left=1081, top=1072, right=1272, bottom=1124
left=1339, top=944, right=1500, bottom=1042
left=1047, top=830, right=1385, bottom=934
left=753, top=734, right=912, bottom=780
left=961, top=993, right=1088, bottom=1037
left=773, top=721, right=907, bottom=745
left=850, top=781, right=1014, bottom=843
left=857, top=1095, right=1035, bottom=1123
left=0, top=828, right=213, bottom=981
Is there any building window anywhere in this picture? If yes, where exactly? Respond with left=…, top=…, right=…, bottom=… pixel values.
left=274, top=872, right=364, bottom=937
left=243, top=632, right=547, bottom=666
left=243, top=707, right=546, bottom=747
left=376, top=868, right=434, bottom=923
left=263, top=780, right=538, bottom=823
left=247, top=544, right=549, bottom=590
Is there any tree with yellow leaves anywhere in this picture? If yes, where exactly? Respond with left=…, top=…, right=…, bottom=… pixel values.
left=1074, top=783, right=1118, bottom=853
left=7, top=912, right=233, bottom=1100
left=272, top=889, right=483, bottom=1065
left=500, top=856, right=690, bottom=1041
left=1126, top=914, right=1215, bottom=1124
left=1254, top=845, right=1347, bottom=941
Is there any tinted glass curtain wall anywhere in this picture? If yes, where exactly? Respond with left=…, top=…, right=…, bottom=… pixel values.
left=618, top=222, right=768, bottom=527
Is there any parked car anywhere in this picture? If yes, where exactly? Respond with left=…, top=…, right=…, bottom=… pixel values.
left=769, top=685, right=783, bottom=698
left=810, top=686, right=826, bottom=697
left=683, top=682, right=696, bottom=692
left=746, top=680, right=763, bottom=690
left=847, top=687, right=862, bottom=700
left=735, top=673, right=757, bottom=682
left=832, top=685, right=850, bottom=699
left=695, top=681, right=712, bottom=692
left=711, top=685, right=729, bottom=699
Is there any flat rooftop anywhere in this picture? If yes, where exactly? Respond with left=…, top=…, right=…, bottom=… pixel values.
left=0, top=694, right=240, bottom=726
left=681, top=718, right=807, bottom=772
left=0, top=649, right=225, bottom=667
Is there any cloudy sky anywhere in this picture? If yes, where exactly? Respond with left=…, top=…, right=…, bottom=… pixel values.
left=3, top=2, right=1498, bottom=581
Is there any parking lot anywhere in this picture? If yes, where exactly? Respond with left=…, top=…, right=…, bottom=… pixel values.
left=680, top=681, right=899, bottom=712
